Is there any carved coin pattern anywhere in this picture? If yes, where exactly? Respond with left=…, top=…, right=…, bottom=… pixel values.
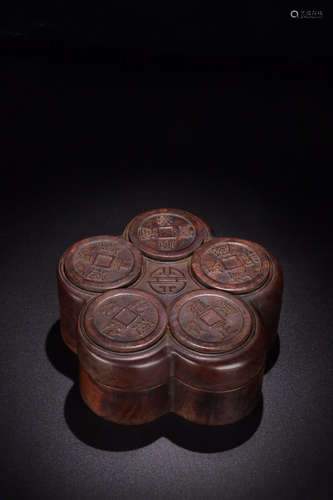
left=128, top=209, right=206, bottom=260
left=192, top=238, right=270, bottom=293
left=64, top=236, right=142, bottom=293
left=83, top=290, right=168, bottom=352
left=137, top=214, right=195, bottom=251
left=149, top=266, right=187, bottom=294
left=169, top=290, right=253, bottom=353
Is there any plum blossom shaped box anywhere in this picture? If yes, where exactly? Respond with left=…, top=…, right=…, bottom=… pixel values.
left=57, top=208, right=283, bottom=425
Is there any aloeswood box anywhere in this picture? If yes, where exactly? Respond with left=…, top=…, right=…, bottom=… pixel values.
left=57, top=235, right=142, bottom=352
left=57, top=208, right=283, bottom=425
left=78, top=289, right=169, bottom=425
left=191, top=237, right=283, bottom=349
left=168, top=290, right=266, bottom=425
left=77, top=288, right=266, bottom=425
left=123, top=209, right=282, bottom=348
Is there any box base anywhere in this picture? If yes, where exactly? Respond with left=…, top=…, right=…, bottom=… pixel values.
left=80, top=366, right=264, bottom=426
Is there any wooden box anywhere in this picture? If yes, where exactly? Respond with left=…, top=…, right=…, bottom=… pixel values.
left=78, top=288, right=266, bottom=425
left=57, top=208, right=283, bottom=424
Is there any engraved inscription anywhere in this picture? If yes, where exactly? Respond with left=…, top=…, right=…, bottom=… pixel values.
left=73, top=240, right=134, bottom=283
left=149, top=266, right=187, bottom=294
left=202, top=242, right=264, bottom=285
left=95, top=296, right=158, bottom=341
left=136, top=214, right=196, bottom=253
left=180, top=297, right=243, bottom=343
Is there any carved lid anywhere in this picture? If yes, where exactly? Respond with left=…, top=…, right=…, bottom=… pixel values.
left=82, top=289, right=168, bottom=352
left=63, top=235, right=142, bottom=293
left=169, top=290, right=254, bottom=354
left=126, top=208, right=211, bottom=261
left=191, top=237, right=271, bottom=294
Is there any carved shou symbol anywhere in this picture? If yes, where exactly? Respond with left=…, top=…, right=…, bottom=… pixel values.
left=149, top=267, right=187, bottom=294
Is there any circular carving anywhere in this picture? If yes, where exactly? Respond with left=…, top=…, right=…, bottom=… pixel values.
left=127, top=209, right=207, bottom=260
left=64, top=236, right=142, bottom=293
left=169, top=290, right=253, bottom=353
left=192, top=238, right=271, bottom=293
left=83, top=289, right=168, bottom=352
left=149, top=267, right=186, bottom=294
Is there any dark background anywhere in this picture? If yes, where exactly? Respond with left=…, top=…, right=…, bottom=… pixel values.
left=1, top=3, right=332, bottom=500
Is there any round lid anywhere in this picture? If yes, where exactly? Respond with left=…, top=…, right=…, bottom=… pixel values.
left=191, top=238, right=271, bottom=294
left=127, top=208, right=208, bottom=260
left=64, top=236, right=142, bottom=293
left=169, top=290, right=254, bottom=354
left=82, top=289, right=168, bottom=352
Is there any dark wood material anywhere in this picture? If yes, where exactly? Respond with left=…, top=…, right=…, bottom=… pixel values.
left=78, top=288, right=266, bottom=425
left=168, top=289, right=254, bottom=354
left=191, top=237, right=283, bottom=348
left=79, top=366, right=170, bottom=426
left=82, top=289, right=168, bottom=353
left=57, top=235, right=142, bottom=352
left=127, top=256, right=202, bottom=306
left=64, top=235, right=142, bottom=293
left=123, top=208, right=213, bottom=260
left=57, top=256, right=96, bottom=353
left=171, top=369, right=264, bottom=426
left=57, top=208, right=282, bottom=425
left=57, top=210, right=212, bottom=351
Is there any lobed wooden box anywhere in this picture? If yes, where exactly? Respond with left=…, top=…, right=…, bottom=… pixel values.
left=57, top=208, right=283, bottom=425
